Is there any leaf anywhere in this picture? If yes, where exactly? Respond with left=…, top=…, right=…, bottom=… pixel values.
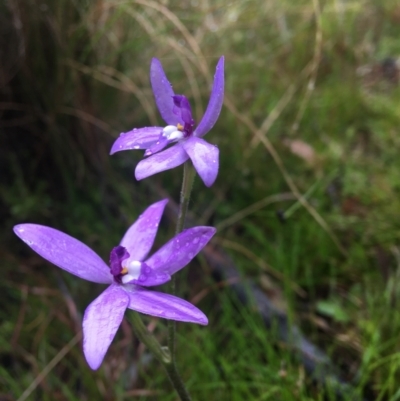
left=316, top=300, right=350, bottom=323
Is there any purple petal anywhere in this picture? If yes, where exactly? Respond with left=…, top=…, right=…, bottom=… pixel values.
left=194, top=56, right=224, bottom=138
left=83, top=285, right=129, bottom=370
left=134, top=269, right=171, bottom=287
left=150, top=58, right=180, bottom=126
left=120, top=199, right=168, bottom=261
left=135, top=143, right=189, bottom=181
left=13, top=224, right=112, bottom=284
left=110, top=127, right=162, bottom=155
left=182, top=137, right=219, bottom=187
left=145, top=226, right=216, bottom=275
left=172, top=95, right=194, bottom=126
left=125, top=286, right=208, bottom=325
left=109, top=246, right=130, bottom=276
left=144, top=135, right=170, bottom=156
left=136, top=272, right=170, bottom=286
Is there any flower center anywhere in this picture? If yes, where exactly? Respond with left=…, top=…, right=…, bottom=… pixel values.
left=120, top=260, right=151, bottom=284
left=162, top=124, right=185, bottom=141
left=144, top=95, right=196, bottom=157
left=172, top=95, right=195, bottom=137
left=144, top=123, right=186, bottom=157
left=109, top=245, right=171, bottom=287
left=109, top=245, right=147, bottom=284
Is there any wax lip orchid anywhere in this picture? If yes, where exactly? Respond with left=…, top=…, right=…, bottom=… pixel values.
left=110, top=56, right=224, bottom=187
left=13, top=199, right=215, bottom=370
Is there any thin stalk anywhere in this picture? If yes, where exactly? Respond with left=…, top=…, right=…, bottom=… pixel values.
left=168, top=161, right=196, bottom=358
left=175, top=160, right=196, bottom=235
left=130, top=162, right=196, bottom=400
left=129, top=312, right=191, bottom=401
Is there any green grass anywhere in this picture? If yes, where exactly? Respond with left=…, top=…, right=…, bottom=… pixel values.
left=2, top=0, right=400, bottom=399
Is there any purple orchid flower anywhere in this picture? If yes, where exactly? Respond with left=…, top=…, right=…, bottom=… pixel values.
left=13, top=199, right=215, bottom=370
left=110, top=56, right=224, bottom=187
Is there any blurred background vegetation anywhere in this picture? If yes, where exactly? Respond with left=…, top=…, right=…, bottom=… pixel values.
left=2, top=0, right=400, bottom=399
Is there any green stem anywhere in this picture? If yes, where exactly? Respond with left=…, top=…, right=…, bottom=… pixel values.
left=129, top=311, right=191, bottom=401
left=130, top=311, right=171, bottom=364
left=168, top=161, right=196, bottom=359
left=163, top=361, right=192, bottom=401
left=131, top=162, right=196, bottom=399
left=175, top=161, right=196, bottom=235
left=130, top=312, right=191, bottom=401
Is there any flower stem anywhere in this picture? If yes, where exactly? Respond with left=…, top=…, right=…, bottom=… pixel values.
left=130, top=311, right=171, bottom=364
left=129, top=312, right=192, bottom=401
left=175, top=160, right=196, bottom=235
left=151, top=160, right=195, bottom=400
left=168, top=161, right=196, bottom=358
left=131, top=162, right=196, bottom=400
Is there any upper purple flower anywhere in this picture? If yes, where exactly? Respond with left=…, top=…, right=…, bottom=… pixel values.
left=13, top=200, right=215, bottom=370
left=110, top=56, right=225, bottom=187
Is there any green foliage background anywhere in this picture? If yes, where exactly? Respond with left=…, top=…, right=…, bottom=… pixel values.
left=2, top=0, right=400, bottom=399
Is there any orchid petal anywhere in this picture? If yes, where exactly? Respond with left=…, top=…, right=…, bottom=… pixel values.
left=144, top=135, right=170, bottom=156
left=194, top=56, right=224, bottom=138
left=13, top=224, right=112, bottom=284
left=120, top=199, right=168, bottom=261
left=83, top=285, right=129, bottom=370
left=125, top=286, right=208, bottom=325
left=146, top=226, right=216, bottom=275
left=131, top=271, right=171, bottom=287
left=135, top=143, right=189, bottom=181
left=172, top=95, right=194, bottom=126
left=182, top=137, right=219, bottom=187
left=150, top=58, right=180, bottom=126
left=110, top=246, right=130, bottom=276
left=110, top=127, right=162, bottom=155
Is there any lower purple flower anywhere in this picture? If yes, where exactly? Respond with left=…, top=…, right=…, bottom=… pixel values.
left=13, top=199, right=215, bottom=370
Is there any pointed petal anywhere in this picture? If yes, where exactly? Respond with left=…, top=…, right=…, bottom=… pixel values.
left=110, top=127, right=163, bottom=155
left=120, top=199, right=168, bottom=261
left=150, top=58, right=180, bottom=126
left=194, top=56, right=224, bottom=138
left=127, top=271, right=171, bottom=287
left=83, top=285, right=129, bottom=370
left=125, top=286, right=208, bottom=325
left=182, top=137, right=219, bottom=187
left=172, top=95, right=194, bottom=126
left=145, top=226, right=216, bottom=275
left=14, top=224, right=112, bottom=284
left=135, top=143, right=189, bottom=181
left=144, top=135, right=170, bottom=156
